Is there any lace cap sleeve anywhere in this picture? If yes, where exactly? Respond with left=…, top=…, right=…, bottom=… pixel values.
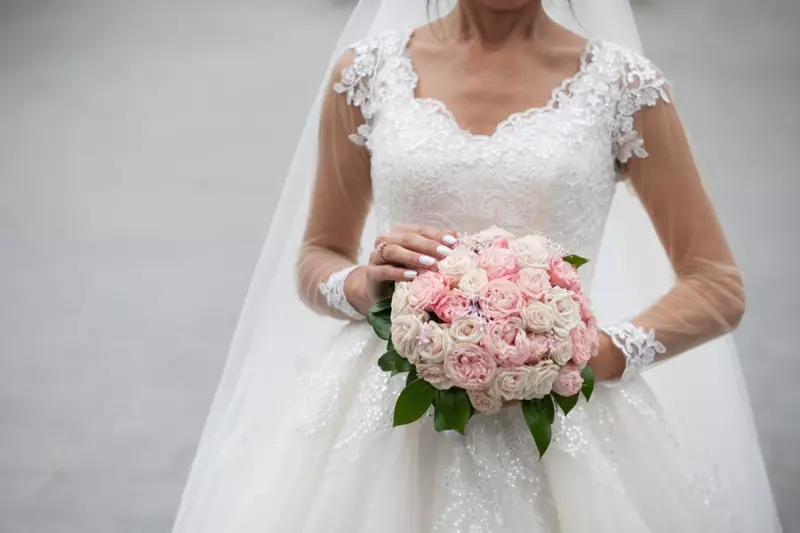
left=610, top=47, right=672, bottom=163
left=331, top=36, right=384, bottom=145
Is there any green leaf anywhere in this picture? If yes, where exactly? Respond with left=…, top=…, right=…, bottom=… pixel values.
left=434, top=388, right=472, bottom=435
left=393, top=379, right=436, bottom=427
left=562, top=254, right=590, bottom=269
left=368, top=310, right=392, bottom=340
left=406, top=365, right=418, bottom=386
left=387, top=337, right=395, bottom=353
left=543, top=394, right=555, bottom=425
left=580, top=365, right=595, bottom=401
left=521, top=399, right=553, bottom=458
left=377, top=349, right=412, bottom=375
left=433, top=394, right=452, bottom=433
left=369, top=298, right=392, bottom=315
left=553, top=392, right=579, bottom=416
left=377, top=349, right=402, bottom=372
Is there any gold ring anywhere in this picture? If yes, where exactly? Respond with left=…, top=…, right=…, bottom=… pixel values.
left=374, top=241, right=389, bottom=263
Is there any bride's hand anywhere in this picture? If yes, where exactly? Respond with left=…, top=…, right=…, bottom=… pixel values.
left=588, top=333, right=626, bottom=380
left=346, top=224, right=458, bottom=311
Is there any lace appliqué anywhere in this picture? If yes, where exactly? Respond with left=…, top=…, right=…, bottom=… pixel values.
left=601, top=321, right=666, bottom=381
left=610, top=46, right=672, bottom=163
left=319, top=265, right=366, bottom=321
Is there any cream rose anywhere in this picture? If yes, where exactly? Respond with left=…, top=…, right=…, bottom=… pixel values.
left=391, top=282, right=412, bottom=320
left=417, top=363, right=454, bottom=390
left=390, top=310, right=427, bottom=364
left=450, top=316, right=485, bottom=344
left=437, top=248, right=475, bottom=286
left=550, top=336, right=574, bottom=365
left=417, top=322, right=453, bottom=364
left=547, top=287, right=581, bottom=337
left=468, top=389, right=503, bottom=415
left=521, top=300, right=554, bottom=333
left=444, top=343, right=497, bottom=391
left=510, top=234, right=551, bottom=268
left=458, top=268, right=489, bottom=297
left=523, top=360, right=560, bottom=400
left=490, top=366, right=532, bottom=402
left=479, top=279, right=525, bottom=320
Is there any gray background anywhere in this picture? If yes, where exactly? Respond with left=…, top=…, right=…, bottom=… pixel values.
left=0, top=0, right=797, bottom=532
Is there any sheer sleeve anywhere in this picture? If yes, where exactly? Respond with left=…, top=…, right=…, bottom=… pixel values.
left=605, top=54, right=745, bottom=376
left=295, top=49, right=374, bottom=319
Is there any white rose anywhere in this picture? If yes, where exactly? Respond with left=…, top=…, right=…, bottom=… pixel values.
left=418, top=322, right=453, bottom=364
left=468, top=389, right=504, bottom=415
left=490, top=367, right=532, bottom=402
left=476, top=226, right=514, bottom=242
left=417, top=363, right=453, bottom=390
left=547, top=287, right=581, bottom=337
left=521, top=300, right=554, bottom=334
left=449, top=316, right=485, bottom=345
left=523, top=360, right=560, bottom=400
left=458, top=268, right=489, bottom=297
left=390, top=310, right=427, bottom=364
left=550, top=336, right=573, bottom=365
left=437, top=248, right=475, bottom=286
left=391, top=282, right=412, bottom=320
left=510, top=235, right=551, bottom=268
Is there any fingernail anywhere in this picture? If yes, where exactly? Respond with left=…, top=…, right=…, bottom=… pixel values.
left=436, top=245, right=453, bottom=257
left=442, top=235, right=457, bottom=246
left=404, top=270, right=418, bottom=279
left=419, top=255, right=436, bottom=266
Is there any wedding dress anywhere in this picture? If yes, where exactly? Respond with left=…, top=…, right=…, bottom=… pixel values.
left=172, top=3, right=780, bottom=532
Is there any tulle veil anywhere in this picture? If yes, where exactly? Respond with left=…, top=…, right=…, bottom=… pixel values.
left=171, top=0, right=779, bottom=531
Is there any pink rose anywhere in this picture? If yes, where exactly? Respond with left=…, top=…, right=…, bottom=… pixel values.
left=575, top=292, right=594, bottom=322
left=517, top=267, right=552, bottom=300
left=552, top=363, right=584, bottom=397
left=483, top=317, right=530, bottom=367
left=409, top=271, right=449, bottom=311
left=526, top=334, right=550, bottom=364
left=433, top=290, right=473, bottom=323
left=444, top=343, right=498, bottom=391
left=548, top=255, right=581, bottom=292
left=570, top=322, right=591, bottom=366
left=491, top=236, right=510, bottom=249
left=477, top=247, right=519, bottom=280
left=479, top=279, right=525, bottom=320
left=417, top=363, right=454, bottom=390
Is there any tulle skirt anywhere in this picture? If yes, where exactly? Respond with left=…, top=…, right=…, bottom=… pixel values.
left=176, top=322, right=779, bottom=533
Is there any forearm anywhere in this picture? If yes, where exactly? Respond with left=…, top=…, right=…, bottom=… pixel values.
left=297, top=244, right=367, bottom=320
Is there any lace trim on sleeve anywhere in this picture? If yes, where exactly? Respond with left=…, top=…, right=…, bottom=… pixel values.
left=319, top=265, right=366, bottom=321
left=332, top=37, right=382, bottom=145
left=601, top=321, right=666, bottom=381
left=611, top=49, right=672, bottom=163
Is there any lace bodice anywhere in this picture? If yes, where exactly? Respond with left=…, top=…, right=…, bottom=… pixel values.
left=335, top=30, right=669, bottom=283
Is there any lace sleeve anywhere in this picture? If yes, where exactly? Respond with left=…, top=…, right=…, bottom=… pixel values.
left=295, top=46, right=376, bottom=319
left=602, top=69, right=745, bottom=378
left=611, top=49, right=672, bottom=164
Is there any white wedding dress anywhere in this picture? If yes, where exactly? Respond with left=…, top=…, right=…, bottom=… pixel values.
left=172, top=26, right=780, bottom=533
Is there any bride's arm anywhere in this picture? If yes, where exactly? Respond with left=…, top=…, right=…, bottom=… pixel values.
left=592, top=99, right=746, bottom=380
left=296, top=51, right=374, bottom=319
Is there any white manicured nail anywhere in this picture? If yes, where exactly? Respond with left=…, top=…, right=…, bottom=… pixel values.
left=419, top=255, right=436, bottom=266
left=404, top=270, right=418, bottom=279
left=436, top=245, right=452, bottom=257
left=442, top=235, right=457, bottom=246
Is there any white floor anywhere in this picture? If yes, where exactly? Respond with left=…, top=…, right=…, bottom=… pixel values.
left=0, top=0, right=797, bottom=532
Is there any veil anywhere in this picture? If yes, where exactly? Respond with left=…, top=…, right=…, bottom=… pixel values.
left=172, top=1, right=779, bottom=531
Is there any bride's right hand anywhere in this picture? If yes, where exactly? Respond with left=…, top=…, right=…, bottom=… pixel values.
left=346, top=224, right=458, bottom=312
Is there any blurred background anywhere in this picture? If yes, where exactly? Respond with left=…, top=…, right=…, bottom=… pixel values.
left=0, top=0, right=797, bottom=532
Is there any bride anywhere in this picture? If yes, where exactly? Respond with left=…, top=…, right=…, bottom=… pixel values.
left=172, top=0, right=781, bottom=531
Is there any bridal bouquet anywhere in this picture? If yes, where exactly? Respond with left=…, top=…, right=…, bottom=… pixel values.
left=368, top=227, right=599, bottom=457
